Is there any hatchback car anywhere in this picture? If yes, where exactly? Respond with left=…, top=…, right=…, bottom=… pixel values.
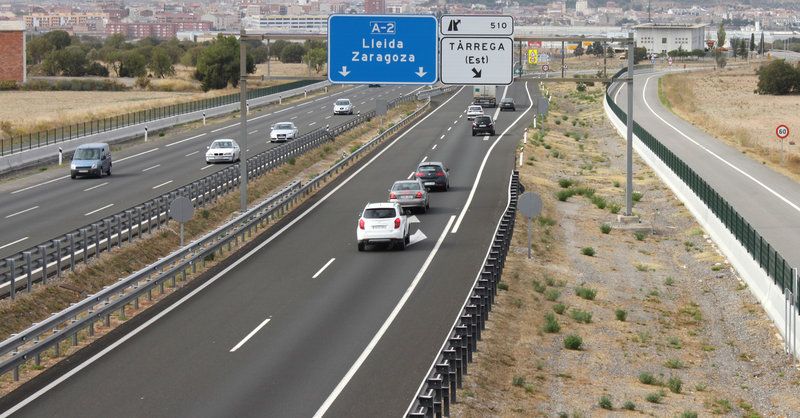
left=356, top=202, right=410, bottom=251
left=466, top=105, right=484, bottom=120
left=472, top=115, right=496, bottom=136
left=269, top=122, right=299, bottom=142
left=333, top=98, right=354, bottom=115
left=389, top=180, right=429, bottom=213
left=499, top=97, right=516, bottom=111
left=415, top=162, right=449, bottom=191
left=205, top=139, right=240, bottom=164
left=70, top=142, right=112, bottom=178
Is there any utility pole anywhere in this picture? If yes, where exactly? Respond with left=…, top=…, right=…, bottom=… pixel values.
left=239, top=28, right=248, bottom=213
left=625, top=34, right=635, bottom=217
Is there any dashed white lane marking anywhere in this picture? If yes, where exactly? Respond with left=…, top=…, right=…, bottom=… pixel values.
left=453, top=120, right=458, bottom=125
left=407, top=171, right=415, bottom=180
left=142, top=164, right=160, bottom=172
left=249, top=130, right=258, bottom=135
left=83, top=182, right=108, bottom=192
left=447, top=127, right=452, bottom=132
left=185, top=151, right=199, bottom=157
left=325, top=115, right=332, bottom=119
left=84, top=203, right=114, bottom=217
left=432, top=144, right=437, bottom=150
left=0, top=236, right=28, bottom=250
left=483, top=136, right=489, bottom=141
left=420, top=156, right=428, bottom=163
left=166, top=133, right=206, bottom=147
left=152, top=180, right=173, bottom=190
left=5, top=206, right=39, bottom=219
left=440, top=135, right=445, bottom=140
left=229, top=317, right=272, bottom=353
left=290, top=116, right=297, bottom=120
left=309, top=122, right=317, bottom=126
left=312, top=258, right=336, bottom=279
left=10, top=176, right=69, bottom=195
left=115, top=148, right=159, bottom=163
left=201, top=165, right=214, bottom=171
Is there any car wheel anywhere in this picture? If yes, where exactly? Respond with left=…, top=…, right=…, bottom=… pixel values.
left=422, top=205, right=427, bottom=214
left=397, top=238, right=406, bottom=251
left=70, top=173, right=76, bottom=179
left=405, top=234, right=410, bottom=245
left=472, top=131, right=476, bottom=136
left=357, top=242, right=365, bottom=252
left=106, top=167, right=112, bottom=176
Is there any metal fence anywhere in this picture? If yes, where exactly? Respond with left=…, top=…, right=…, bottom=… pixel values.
left=407, top=171, right=521, bottom=418
left=0, top=106, right=386, bottom=299
left=0, top=96, right=433, bottom=384
left=0, top=79, right=321, bottom=156
left=604, top=72, right=795, bottom=296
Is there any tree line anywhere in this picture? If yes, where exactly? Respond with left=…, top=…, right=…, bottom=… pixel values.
left=26, top=30, right=328, bottom=91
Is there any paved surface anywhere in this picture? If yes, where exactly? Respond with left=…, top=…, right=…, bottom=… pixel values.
left=612, top=70, right=800, bottom=269
left=0, top=85, right=417, bottom=259
left=0, top=81, right=536, bottom=417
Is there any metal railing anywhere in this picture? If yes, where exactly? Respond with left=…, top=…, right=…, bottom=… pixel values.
left=407, top=171, right=521, bottom=418
left=0, top=79, right=322, bottom=156
left=0, top=106, right=391, bottom=299
left=0, top=96, right=433, bottom=384
left=605, top=72, right=795, bottom=296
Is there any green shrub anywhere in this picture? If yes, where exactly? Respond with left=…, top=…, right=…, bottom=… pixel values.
left=539, top=216, right=556, bottom=227
left=532, top=280, right=546, bottom=293
left=512, top=375, right=526, bottom=387
left=545, top=289, right=561, bottom=301
left=574, top=186, right=595, bottom=197
left=665, top=276, right=675, bottom=286
left=558, top=178, right=575, bottom=188
left=599, top=396, right=613, bottom=410
left=564, top=334, right=583, bottom=350
left=555, top=119, right=561, bottom=125
left=544, top=313, right=561, bottom=333
left=615, top=309, right=627, bottom=321
left=623, top=401, right=636, bottom=411
left=664, top=358, right=685, bottom=369
left=591, top=196, right=607, bottom=209
left=575, top=286, right=597, bottom=300
left=570, top=309, right=592, bottom=323
left=645, top=392, right=662, bottom=403
left=556, top=189, right=576, bottom=201
left=201, top=209, right=210, bottom=219
left=667, top=376, right=683, bottom=394
left=288, top=157, right=296, bottom=165
left=613, top=180, right=621, bottom=188
left=679, top=412, right=698, bottom=418
left=609, top=203, right=621, bottom=214
left=638, top=372, right=658, bottom=385
left=634, top=231, right=645, bottom=241
left=553, top=303, right=566, bottom=315
left=498, top=282, right=509, bottom=291
left=580, top=247, right=595, bottom=257
left=632, top=191, right=643, bottom=202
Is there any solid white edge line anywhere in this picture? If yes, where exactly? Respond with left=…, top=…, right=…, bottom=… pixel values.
left=452, top=81, right=532, bottom=233
left=313, top=215, right=456, bottom=418
left=165, top=133, right=206, bottom=148
left=402, top=171, right=515, bottom=417
left=152, top=180, right=173, bottom=189
left=113, top=147, right=160, bottom=163
left=84, top=203, right=114, bottom=217
left=640, top=75, right=800, bottom=215
left=10, top=176, right=69, bottom=195
left=0, top=85, right=466, bottom=418
left=312, top=258, right=336, bottom=279
left=83, top=182, right=108, bottom=192
left=0, top=236, right=28, bottom=250
left=200, top=165, right=214, bottom=171
left=5, top=206, right=39, bottom=219
left=492, top=85, right=509, bottom=120
left=229, top=317, right=271, bottom=353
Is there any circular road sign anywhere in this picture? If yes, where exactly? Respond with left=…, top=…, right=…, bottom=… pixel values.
left=777, top=124, right=790, bottom=140
left=169, top=196, right=194, bottom=223
left=542, top=64, right=550, bottom=72
left=518, top=192, right=543, bottom=220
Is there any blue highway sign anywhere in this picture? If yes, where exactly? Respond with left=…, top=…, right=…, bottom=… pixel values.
left=328, top=15, right=438, bottom=85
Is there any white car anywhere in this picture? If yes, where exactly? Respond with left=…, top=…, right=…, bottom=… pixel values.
left=356, top=202, right=409, bottom=251
left=205, top=139, right=240, bottom=164
left=333, top=98, right=354, bottom=115
left=269, top=122, right=299, bottom=142
left=466, top=105, right=484, bottom=120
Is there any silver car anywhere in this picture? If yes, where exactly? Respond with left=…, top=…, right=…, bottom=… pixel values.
left=389, top=179, right=429, bottom=213
left=269, top=122, right=299, bottom=142
left=205, top=139, right=241, bottom=163
left=333, top=98, right=354, bottom=115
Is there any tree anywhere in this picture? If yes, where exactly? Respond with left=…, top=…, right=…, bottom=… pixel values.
left=756, top=60, right=799, bottom=95
left=180, top=45, right=203, bottom=67
left=714, top=50, right=727, bottom=69
left=280, top=43, right=306, bottom=63
left=269, top=40, right=290, bottom=60
left=43, top=30, right=71, bottom=50
left=27, top=36, right=53, bottom=65
left=606, top=46, right=615, bottom=58
left=739, top=38, right=749, bottom=59
left=149, top=47, right=175, bottom=78
left=759, top=32, right=765, bottom=55
left=104, top=33, right=127, bottom=50
left=632, top=46, right=648, bottom=64
left=195, top=35, right=255, bottom=91
left=750, top=33, right=756, bottom=52
left=85, top=62, right=109, bottom=77
left=119, top=50, right=148, bottom=78
left=591, top=41, right=604, bottom=56
left=731, top=38, right=739, bottom=58
left=42, top=45, right=89, bottom=76
left=717, top=22, right=727, bottom=50
left=573, top=43, right=584, bottom=57
left=303, top=48, right=326, bottom=74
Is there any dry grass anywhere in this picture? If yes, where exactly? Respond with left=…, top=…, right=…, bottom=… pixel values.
left=254, top=60, right=325, bottom=78
left=661, top=64, right=800, bottom=180
left=0, top=100, right=424, bottom=395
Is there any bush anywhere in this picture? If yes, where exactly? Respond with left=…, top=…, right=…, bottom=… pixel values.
left=570, top=309, right=592, bottom=323
left=564, top=334, right=583, bottom=350
left=600, top=224, right=612, bottom=234
left=756, top=59, right=800, bottom=95
left=558, top=178, right=574, bottom=188
left=532, top=280, right=546, bottom=293
left=544, top=313, right=561, bottom=333
left=634, top=231, right=645, bottom=241
left=0, top=80, right=18, bottom=90
left=638, top=372, right=657, bottom=385
left=512, top=375, right=526, bottom=387
left=680, top=412, right=698, bottom=418
left=609, top=203, right=621, bottom=214
left=553, top=303, right=566, bottom=315
left=632, top=191, right=643, bottom=202
left=575, top=286, right=597, bottom=300
left=545, top=289, right=561, bottom=301
left=580, top=247, right=595, bottom=257
left=667, top=376, right=683, bottom=393
left=615, top=309, right=627, bottom=321
left=134, top=76, right=150, bottom=89
left=664, top=358, right=685, bottom=369
left=85, top=62, right=109, bottom=77
left=599, top=396, right=613, bottom=410
left=21, top=79, right=127, bottom=91
left=645, top=392, right=663, bottom=403
left=623, top=401, right=636, bottom=411
left=556, top=189, right=576, bottom=201
left=498, top=282, right=509, bottom=291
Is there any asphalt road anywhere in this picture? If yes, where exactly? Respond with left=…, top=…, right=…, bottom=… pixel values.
left=612, top=70, right=800, bottom=270
left=0, top=85, right=419, bottom=259
left=0, top=81, right=536, bottom=417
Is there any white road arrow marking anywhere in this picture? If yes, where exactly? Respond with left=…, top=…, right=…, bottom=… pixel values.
left=407, top=229, right=427, bottom=246
left=407, top=215, right=421, bottom=224
left=415, top=67, right=427, bottom=77
left=339, top=66, right=350, bottom=77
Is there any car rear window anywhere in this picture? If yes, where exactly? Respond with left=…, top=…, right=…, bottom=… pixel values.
left=502, top=98, right=514, bottom=103
left=469, top=106, right=482, bottom=112
left=363, top=208, right=396, bottom=218
left=392, top=182, right=421, bottom=191
left=418, top=165, right=438, bottom=172
left=475, top=116, right=492, bottom=123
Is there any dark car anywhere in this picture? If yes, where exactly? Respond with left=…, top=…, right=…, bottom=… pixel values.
left=368, top=84, right=381, bottom=87
left=472, top=115, right=495, bottom=136
left=416, top=161, right=449, bottom=191
left=499, top=97, right=516, bottom=111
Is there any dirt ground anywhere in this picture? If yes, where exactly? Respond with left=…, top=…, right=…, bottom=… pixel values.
left=661, top=63, right=800, bottom=181
left=451, top=82, right=800, bottom=417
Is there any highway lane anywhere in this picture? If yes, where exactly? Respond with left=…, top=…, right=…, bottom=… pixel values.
left=0, top=85, right=418, bottom=258
left=2, top=81, right=535, bottom=417
left=612, top=71, right=800, bottom=269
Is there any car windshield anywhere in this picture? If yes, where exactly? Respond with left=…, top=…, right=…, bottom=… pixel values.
left=392, top=182, right=422, bottom=191
left=274, top=123, right=293, bottom=130
left=363, top=208, right=396, bottom=218
left=73, top=148, right=102, bottom=160
left=468, top=106, right=482, bottom=112
left=336, top=100, right=350, bottom=106
left=475, top=116, right=492, bottom=124
left=211, top=141, right=234, bottom=149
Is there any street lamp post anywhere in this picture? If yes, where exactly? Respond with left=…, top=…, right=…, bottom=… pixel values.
left=239, top=29, right=248, bottom=213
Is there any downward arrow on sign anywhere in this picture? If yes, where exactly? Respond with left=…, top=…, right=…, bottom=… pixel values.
left=339, top=66, right=350, bottom=77
left=415, top=67, right=427, bottom=77
left=471, top=68, right=482, bottom=78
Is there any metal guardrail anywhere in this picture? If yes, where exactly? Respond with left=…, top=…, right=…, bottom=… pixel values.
left=0, top=103, right=400, bottom=299
left=0, top=80, right=322, bottom=156
left=0, top=95, right=434, bottom=384
left=407, top=171, right=521, bottom=418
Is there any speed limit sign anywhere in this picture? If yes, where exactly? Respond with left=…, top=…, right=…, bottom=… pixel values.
left=777, top=124, right=790, bottom=140
left=542, top=64, right=550, bottom=72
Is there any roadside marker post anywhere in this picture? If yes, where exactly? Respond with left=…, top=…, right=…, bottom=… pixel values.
left=58, top=147, right=62, bottom=166
left=144, top=126, right=148, bottom=142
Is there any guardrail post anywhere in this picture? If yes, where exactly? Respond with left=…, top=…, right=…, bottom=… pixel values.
left=426, top=376, right=443, bottom=417
left=24, top=251, right=32, bottom=293
left=69, top=233, right=76, bottom=271
left=39, top=245, right=48, bottom=284
left=105, top=219, right=112, bottom=252
left=126, top=210, right=134, bottom=244
left=455, top=325, right=469, bottom=372
left=93, top=223, right=101, bottom=258
left=435, top=363, right=451, bottom=415
left=466, top=304, right=481, bottom=342
left=80, top=228, right=88, bottom=263
left=54, top=239, right=62, bottom=277
left=114, top=214, right=122, bottom=247
left=6, top=258, right=15, bottom=300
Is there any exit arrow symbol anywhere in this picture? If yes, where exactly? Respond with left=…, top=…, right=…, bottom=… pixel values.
left=415, top=67, right=427, bottom=78
left=471, top=68, right=482, bottom=78
left=339, top=66, right=350, bottom=77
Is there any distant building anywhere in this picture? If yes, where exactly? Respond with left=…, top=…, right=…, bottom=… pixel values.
left=634, top=23, right=706, bottom=55
left=245, top=15, right=327, bottom=32
left=0, top=21, right=25, bottom=84
left=364, top=0, right=386, bottom=14
left=106, top=21, right=212, bottom=39
left=576, top=0, right=589, bottom=14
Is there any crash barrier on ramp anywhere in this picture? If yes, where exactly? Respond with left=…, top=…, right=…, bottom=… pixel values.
left=0, top=79, right=324, bottom=156
left=0, top=90, right=427, bottom=300
left=0, top=95, right=436, bottom=385
left=407, top=171, right=521, bottom=418
left=605, top=68, right=795, bottom=300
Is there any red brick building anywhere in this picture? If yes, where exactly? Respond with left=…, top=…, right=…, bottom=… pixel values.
left=364, top=0, right=386, bottom=14
left=0, top=21, right=25, bottom=84
left=105, top=21, right=212, bottom=39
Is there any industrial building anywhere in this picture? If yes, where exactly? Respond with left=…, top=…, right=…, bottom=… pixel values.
left=634, top=23, right=706, bottom=55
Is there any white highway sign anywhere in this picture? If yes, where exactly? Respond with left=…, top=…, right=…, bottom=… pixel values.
left=440, top=37, right=513, bottom=85
left=440, top=15, right=514, bottom=36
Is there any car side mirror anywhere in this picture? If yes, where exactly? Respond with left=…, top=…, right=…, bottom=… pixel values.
left=446, top=168, right=450, bottom=172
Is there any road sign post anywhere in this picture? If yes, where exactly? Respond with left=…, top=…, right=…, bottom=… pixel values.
left=440, top=37, right=513, bottom=85
left=777, top=124, right=790, bottom=164
left=169, top=197, right=194, bottom=247
left=327, top=15, right=438, bottom=85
